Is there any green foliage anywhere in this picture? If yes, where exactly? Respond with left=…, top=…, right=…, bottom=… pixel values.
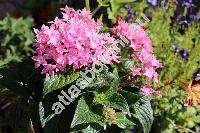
left=145, top=4, right=200, bottom=133
left=0, top=16, right=35, bottom=132
left=71, top=97, right=104, bottom=130
left=38, top=64, right=153, bottom=133
left=0, top=16, right=34, bottom=66
left=43, top=70, right=80, bottom=97
left=39, top=99, right=70, bottom=133
left=152, top=87, right=200, bottom=132
left=116, top=113, right=135, bottom=129
left=95, top=93, right=130, bottom=114
left=107, top=0, right=137, bottom=22
left=133, top=96, right=154, bottom=133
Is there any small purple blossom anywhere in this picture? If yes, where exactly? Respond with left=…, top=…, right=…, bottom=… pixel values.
left=147, top=0, right=157, bottom=6
left=193, top=68, right=200, bottom=81
left=124, top=4, right=131, bottom=10
left=172, top=44, right=179, bottom=53
left=187, top=13, right=200, bottom=21
left=182, top=0, right=193, bottom=8
left=170, top=0, right=199, bottom=31
left=172, top=44, right=190, bottom=60
left=124, top=4, right=135, bottom=22
left=178, top=16, right=192, bottom=28
left=179, top=48, right=189, bottom=60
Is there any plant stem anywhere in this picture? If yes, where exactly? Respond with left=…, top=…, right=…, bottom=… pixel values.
left=91, top=0, right=110, bottom=16
left=85, top=0, right=90, bottom=11
left=92, top=6, right=101, bottom=16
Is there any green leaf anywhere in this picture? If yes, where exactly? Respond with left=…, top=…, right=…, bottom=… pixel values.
left=0, top=16, right=34, bottom=61
left=86, top=67, right=118, bottom=92
left=71, top=97, right=103, bottom=128
left=81, top=124, right=102, bottom=133
left=39, top=92, right=75, bottom=133
left=43, top=71, right=79, bottom=96
left=39, top=102, right=55, bottom=128
left=95, top=93, right=130, bottom=115
left=105, top=68, right=119, bottom=96
left=119, top=90, right=143, bottom=105
left=94, top=72, right=130, bottom=115
left=132, top=96, right=153, bottom=133
left=39, top=100, right=69, bottom=133
left=109, top=0, right=136, bottom=15
left=114, top=0, right=136, bottom=3
left=116, top=113, right=135, bottom=129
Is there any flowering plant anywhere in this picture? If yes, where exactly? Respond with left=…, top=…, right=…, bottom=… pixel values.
left=0, top=0, right=199, bottom=133
left=30, top=5, right=162, bottom=132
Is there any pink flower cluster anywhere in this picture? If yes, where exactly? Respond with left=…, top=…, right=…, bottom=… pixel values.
left=32, top=6, right=119, bottom=75
left=114, top=19, right=162, bottom=95
left=32, top=6, right=162, bottom=96
left=141, top=83, right=160, bottom=96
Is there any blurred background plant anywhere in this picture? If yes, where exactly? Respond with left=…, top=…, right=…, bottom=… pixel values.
left=0, top=15, right=34, bottom=66
left=0, top=15, right=37, bottom=133
left=145, top=1, right=200, bottom=133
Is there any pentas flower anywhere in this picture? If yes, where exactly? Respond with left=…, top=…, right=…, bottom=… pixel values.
left=130, top=67, right=141, bottom=76
left=141, top=83, right=160, bottom=96
left=114, top=19, right=162, bottom=83
left=113, top=19, right=162, bottom=95
left=33, top=6, right=119, bottom=75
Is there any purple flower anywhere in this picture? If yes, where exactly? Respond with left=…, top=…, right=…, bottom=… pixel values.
left=187, top=13, right=200, bottom=21
left=124, top=4, right=131, bottom=10
left=178, top=16, right=192, bottom=28
left=193, top=68, right=200, bottom=81
left=179, top=48, right=189, bottom=60
left=172, top=44, right=190, bottom=60
left=175, top=13, right=199, bottom=31
left=182, top=0, right=193, bottom=8
left=124, top=4, right=135, bottom=22
left=172, top=44, right=179, bottom=53
left=147, top=0, right=157, bottom=6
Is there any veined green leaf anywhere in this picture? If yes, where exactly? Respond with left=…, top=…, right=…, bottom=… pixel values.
left=95, top=93, right=130, bottom=115
left=116, top=113, right=135, bottom=129
left=132, top=96, right=153, bottom=133
left=43, top=71, right=79, bottom=97
left=71, top=97, right=104, bottom=128
left=119, top=90, right=143, bottom=105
